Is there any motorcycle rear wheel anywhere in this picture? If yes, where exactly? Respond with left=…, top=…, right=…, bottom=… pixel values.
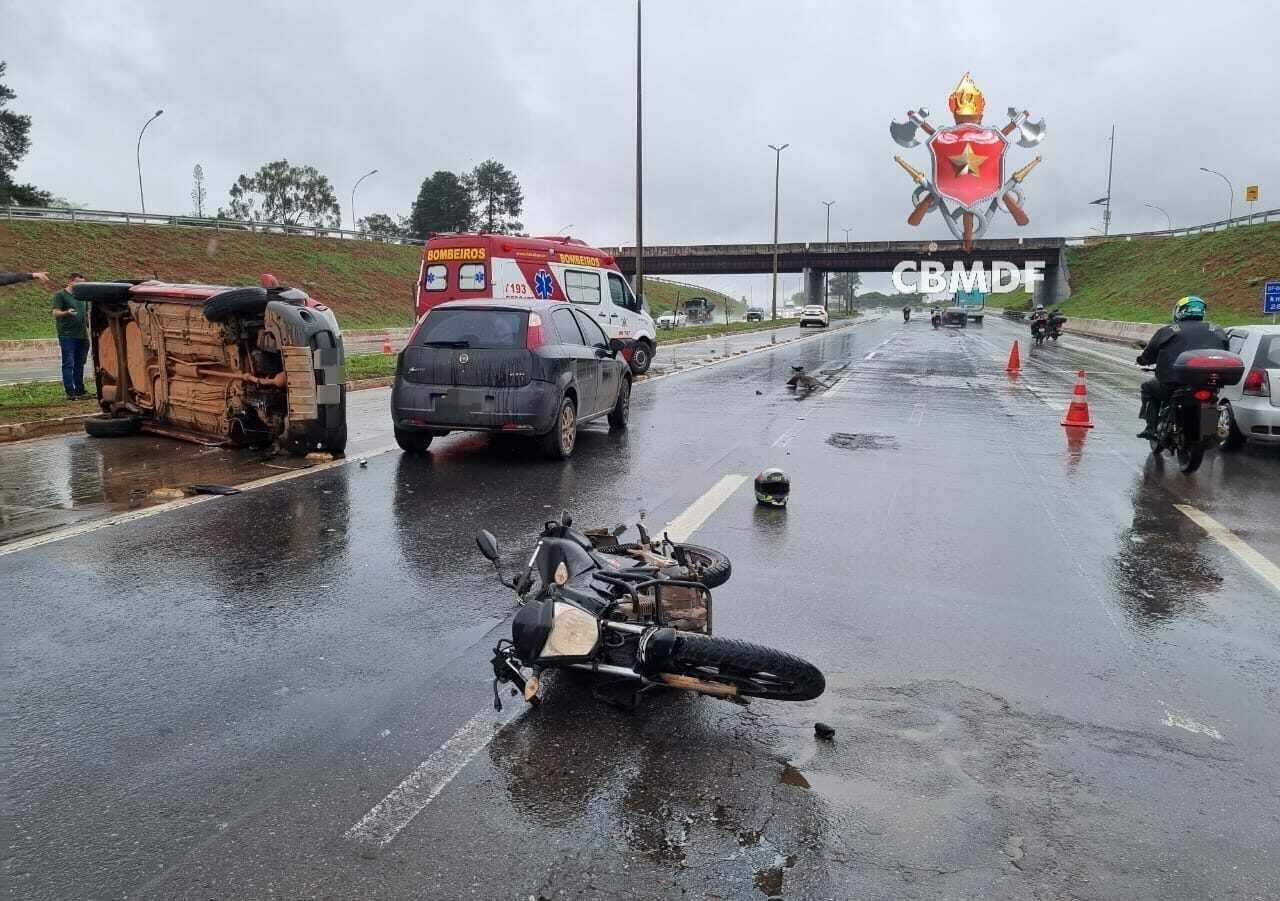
left=1176, top=442, right=1204, bottom=474
left=601, top=542, right=732, bottom=589
left=665, top=634, right=824, bottom=701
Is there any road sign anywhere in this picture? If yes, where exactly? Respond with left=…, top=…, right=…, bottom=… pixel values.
left=1265, top=281, right=1280, bottom=314
left=1245, top=185, right=1259, bottom=202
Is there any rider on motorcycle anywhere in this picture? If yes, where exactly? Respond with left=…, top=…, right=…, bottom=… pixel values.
left=902, top=305, right=911, bottom=322
left=1135, top=296, right=1228, bottom=440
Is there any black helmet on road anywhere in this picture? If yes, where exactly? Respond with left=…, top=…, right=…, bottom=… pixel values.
left=754, top=467, right=791, bottom=507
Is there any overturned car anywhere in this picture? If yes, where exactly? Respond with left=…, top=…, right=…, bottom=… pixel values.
left=72, top=277, right=346, bottom=455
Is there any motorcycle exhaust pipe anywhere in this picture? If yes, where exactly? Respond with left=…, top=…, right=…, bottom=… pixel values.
left=564, top=662, right=740, bottom=699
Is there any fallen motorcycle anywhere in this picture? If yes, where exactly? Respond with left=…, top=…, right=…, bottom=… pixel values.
left=1141, top=351, right=1245, bottom=473
left=477, top=514, right=825, bottom=709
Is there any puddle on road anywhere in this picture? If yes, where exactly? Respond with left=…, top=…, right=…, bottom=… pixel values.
left=779, top=763, right=811, bottom=789
left=825, top=432, right=900, bottom=452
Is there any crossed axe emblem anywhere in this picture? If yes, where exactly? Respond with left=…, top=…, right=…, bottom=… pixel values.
left=890, top=106, right=1046, bottom=251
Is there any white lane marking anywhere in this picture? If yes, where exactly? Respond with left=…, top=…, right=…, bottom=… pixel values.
left=910, top=401, right=926, bottom=427
left=1024, top=385, right=1066, bottom=412
left=1174, top=504, right=1280, bottom=595
left=341, top=472, right=747, bottom=848
left=343, top=706, right=516, bottom=848
left=661, top=474, right=748, bottom=543
left=865, top=351, right=878, bottom=359
left=1159, top=702, right=1223, bottom=740
left=641, top=319, right=865, bottom=385
left=0, top=444, right=398, bottom=556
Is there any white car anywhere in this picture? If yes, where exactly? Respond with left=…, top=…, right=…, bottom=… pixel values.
left=799, top=305, right=829, bottom=328
left=656, top=310, right=687, bottom=329
left=1219, top=325, right=1280, bottom=449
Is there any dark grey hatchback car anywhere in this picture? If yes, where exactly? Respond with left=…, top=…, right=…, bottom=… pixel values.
left=390, top=300, right=631, bottom=458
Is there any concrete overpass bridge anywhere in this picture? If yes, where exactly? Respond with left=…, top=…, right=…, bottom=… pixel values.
left=602, top=237, right=1070, bottom=306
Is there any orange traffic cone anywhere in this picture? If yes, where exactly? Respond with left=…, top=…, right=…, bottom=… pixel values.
left=1005, top=340, right=1021, bottom=375
left=382, top=333, right=393, bottom=354
left=1060, top=370, right=1094, bottom=428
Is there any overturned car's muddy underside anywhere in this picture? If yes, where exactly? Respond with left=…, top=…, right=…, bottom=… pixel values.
left=76, top=281, right=347, bottom=455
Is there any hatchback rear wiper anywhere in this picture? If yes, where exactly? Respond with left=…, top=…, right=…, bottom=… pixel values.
left=420, top=340, right=471, bottom=347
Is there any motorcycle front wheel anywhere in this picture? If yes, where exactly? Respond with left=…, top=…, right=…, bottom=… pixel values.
left=666, top=634, right=825, bottom=701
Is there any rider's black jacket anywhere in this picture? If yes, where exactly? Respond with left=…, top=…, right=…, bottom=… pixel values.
left=1137, top=320, right=1229, bottom=383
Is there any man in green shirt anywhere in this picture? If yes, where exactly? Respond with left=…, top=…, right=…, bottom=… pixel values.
left=51, top=273, right=90, bottom=400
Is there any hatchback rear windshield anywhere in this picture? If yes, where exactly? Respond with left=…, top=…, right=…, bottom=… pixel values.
left=1257, top=335, right=1280, bottom=368
left=415, top=308, right=527, bottom=348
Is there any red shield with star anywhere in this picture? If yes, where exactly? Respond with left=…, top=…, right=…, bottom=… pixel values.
left=927, top=125, right=1007, bottom=211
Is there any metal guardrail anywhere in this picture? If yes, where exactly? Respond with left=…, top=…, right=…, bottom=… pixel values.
left=5, top=204, right=1276, bottom=254
left=1, top=204, right=424, bottom=245
left=1059, top=208, right=1279, bottom=245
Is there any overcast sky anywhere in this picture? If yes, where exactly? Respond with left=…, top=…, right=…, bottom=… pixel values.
left=4, top=0, right=1277, bottom=298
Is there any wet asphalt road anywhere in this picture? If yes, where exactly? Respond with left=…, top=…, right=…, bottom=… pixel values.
left=5, top=315, right=1280, bottom=900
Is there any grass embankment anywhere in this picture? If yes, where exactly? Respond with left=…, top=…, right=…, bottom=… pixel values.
left=1050, top=222, right=1280, bottom=326
left=1, top=221, right=423, bottom=339
left=0, top=379, right=98, bottom=425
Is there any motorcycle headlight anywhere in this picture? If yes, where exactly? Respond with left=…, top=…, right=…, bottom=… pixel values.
left=539, top=602, right=600, bottom=659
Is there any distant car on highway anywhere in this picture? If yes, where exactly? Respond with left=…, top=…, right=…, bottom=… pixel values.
left=390, top=299, right=631, bottom=459
left=73, top=278, right=346, bottom=454
left=1218, top=325, right=1280, bottom=450
left=656, top=310, right=687, bottom=329
left=941, top=307, right=968, bottom=328
left=799, top=305, right=829, bottom=328
left=745, top=307, right=765, bottom=322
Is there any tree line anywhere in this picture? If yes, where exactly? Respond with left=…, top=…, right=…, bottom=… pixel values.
left=211, top=158, right=524, bottom=240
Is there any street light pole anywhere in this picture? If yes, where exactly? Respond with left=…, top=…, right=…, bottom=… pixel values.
left=768, top=143, right=789, bottom=321
left=556, top=223, right=574, bottom=235
left=136, top=109, right=163, bottom=215
left=634, top=0, right=644, bottom=307
left=822, top=200, right=834, bottom=309
left=1199, top=166, right=1234, bottom=226
left=1144, top=203, right=1172, bottom=234
left=1103, top=124, right=1114, bottom=235
left=350, top=169, right=378, bottom=233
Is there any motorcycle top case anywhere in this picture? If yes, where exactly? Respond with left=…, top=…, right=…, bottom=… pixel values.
left=1172, top=350, right=1245, bottom=387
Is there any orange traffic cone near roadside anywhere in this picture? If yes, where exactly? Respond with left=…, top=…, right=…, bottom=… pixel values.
left=382, top=333, right=393, bottom=354
left=1005, top=340, right=1021, bottom=374
left=1060, top=370, right=1094, bottom=428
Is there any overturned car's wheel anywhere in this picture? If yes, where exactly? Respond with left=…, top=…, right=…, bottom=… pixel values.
left=71, top=282, right=135, bottom=306
left=202, top=287, right=269, bottom=322
left=84, top=415, right=142, bottom=438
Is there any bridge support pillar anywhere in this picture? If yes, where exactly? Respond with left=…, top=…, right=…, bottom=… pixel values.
left=803, top=268, right=826, bottom=309
left=1032, top=248, right=1071, bottom=306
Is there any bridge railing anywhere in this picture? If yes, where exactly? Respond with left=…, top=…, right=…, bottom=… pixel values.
left=0, top=204, right=425, bottom=245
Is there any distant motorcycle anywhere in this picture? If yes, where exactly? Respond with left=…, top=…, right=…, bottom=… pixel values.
left=477, top=513, right=824, bottom=709
left=1032, top=313, right=1065, bottom=345
left=1141, top=351, right=1245, bottom=473
left=930, top=310, right=942, bottom=329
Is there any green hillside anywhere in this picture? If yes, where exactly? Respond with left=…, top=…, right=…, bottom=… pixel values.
left=1053, top=222, right=1279, bottom=325
left=0, top=221, right=739, bottom=340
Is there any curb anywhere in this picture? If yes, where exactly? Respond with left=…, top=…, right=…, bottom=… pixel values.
left=0, top=412, right=97, bottom=443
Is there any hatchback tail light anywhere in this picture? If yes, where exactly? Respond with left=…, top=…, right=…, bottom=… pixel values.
left=526, top=312, right=546, bottom=349
left=1243, top=367, right=1270, bottom=396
